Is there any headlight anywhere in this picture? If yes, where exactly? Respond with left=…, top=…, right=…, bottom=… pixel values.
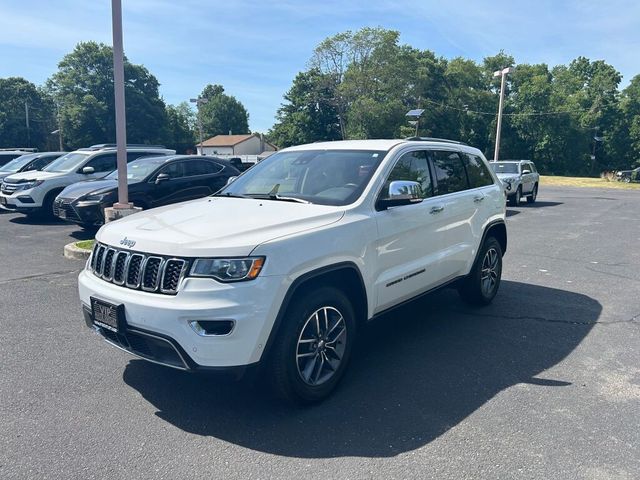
left=17, top=180, right=44, bottom=191
left=190, top=257, right=265, bottom=282
left=77, top=193, right=111, bottom=205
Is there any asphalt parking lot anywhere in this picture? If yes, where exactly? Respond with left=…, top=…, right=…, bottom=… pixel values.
left=1, top=185, right=639, bottom=480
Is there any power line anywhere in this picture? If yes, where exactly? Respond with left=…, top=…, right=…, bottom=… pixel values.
left=421, top=98, right=590, bottom=117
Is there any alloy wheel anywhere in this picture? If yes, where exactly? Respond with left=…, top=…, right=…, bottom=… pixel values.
left=480, top=247, right=500, bottom=296
left=296, top=306, right=347, bottom=386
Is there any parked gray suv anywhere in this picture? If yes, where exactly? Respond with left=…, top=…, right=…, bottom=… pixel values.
left=490, top=160, right=539, bottom=206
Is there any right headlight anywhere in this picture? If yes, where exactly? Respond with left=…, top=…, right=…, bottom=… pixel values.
left=190, top=257, right=265, bottom=282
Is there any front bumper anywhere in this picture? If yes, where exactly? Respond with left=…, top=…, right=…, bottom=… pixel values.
left=54, top=198, right=105, bottom=225
left=0, top=186, right=45, bottom=212
left=78, top=268, right=288, bottom=369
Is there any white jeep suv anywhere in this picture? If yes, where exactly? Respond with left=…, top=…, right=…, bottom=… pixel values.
left=0, top=145, right=174, bottom=217
left=78, top=138, right=507, bottom=403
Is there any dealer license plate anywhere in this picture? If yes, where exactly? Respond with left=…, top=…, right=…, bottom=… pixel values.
left=91, top=297, right=123, bottom=332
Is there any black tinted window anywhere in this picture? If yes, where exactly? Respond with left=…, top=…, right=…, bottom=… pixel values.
left=183, top=160, right=223, bottom=177
left=463, top=154, right=493, bottom=188
left=158, top=162, right=184, bottom=179
left=383, top=150, right=433, bottom=198
left=85, top=154, right=117, bottom=173
left=430, top=151, right=469, bottom=195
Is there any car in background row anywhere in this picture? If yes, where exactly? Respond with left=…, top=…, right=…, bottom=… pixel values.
left=490, top=160, right=539, bottom=206
left=0, top=152, right=66, bottom=183
left=616, top=166, right=640, bottom=183
left=0, top=145, right=175, bottom=217
left=54, top=155, right=240, bottom=228
left=0, top=150, right=31, bottom=168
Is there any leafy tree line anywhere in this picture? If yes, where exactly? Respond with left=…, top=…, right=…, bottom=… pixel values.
left=0, top=42, right=250, bottom=153
left=268, top=27, right=640, bottom=176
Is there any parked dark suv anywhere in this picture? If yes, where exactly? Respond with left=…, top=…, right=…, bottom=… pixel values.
left=54, top=155, right=240, bottom=228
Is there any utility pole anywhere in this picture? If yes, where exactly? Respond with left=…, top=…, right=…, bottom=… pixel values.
left=190, top=97, right=208, bottom=154
left=24, top=101, right=31, bottom=147
left=493, top=67, right=513, bottom=162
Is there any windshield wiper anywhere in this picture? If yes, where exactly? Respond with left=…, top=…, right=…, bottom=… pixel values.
left=271, top=194, right=310, bottom=204
left=212, top=192, right=250, bottom=199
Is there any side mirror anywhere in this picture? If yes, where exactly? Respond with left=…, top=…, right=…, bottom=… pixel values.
left=226, top=176, right=238, bottom=185
left=522, top=169, right=531, bottom=175
left=377, top=180, right=423, bottom=210
left=82, top=166, right=95, bottom=174
left=155, top=173, right=170, bottom=184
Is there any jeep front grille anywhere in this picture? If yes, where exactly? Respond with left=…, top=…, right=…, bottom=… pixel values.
left=90, top=243, right=188, bottom=295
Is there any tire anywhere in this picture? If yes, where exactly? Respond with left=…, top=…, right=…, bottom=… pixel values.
left=458, top=236, right=503, bottom=306
left=41, top=190, right=62, bottom=219
left=623, top=177, right=631, bottom=183
left=268, top=286, right=356, bottom=404
left=526, top=183, right=538, bottom=203
left=507, top=186, right=521, bottom=207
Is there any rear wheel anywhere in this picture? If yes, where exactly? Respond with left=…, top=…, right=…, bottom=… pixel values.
left=269, top=286, right=356, bottom=404
left=526, top=183, right=538, bottom=203
left=458, top=236, right=503, bottom=306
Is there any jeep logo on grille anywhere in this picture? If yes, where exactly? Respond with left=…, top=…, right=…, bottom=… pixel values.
left=119, top=237, right=136, bottom=248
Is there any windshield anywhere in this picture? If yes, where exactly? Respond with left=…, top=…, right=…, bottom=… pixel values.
left=220, top=149, right=386, bottom=206
left=490, top=162, right=519, bottom=174
left=0, top=154, right=38, bottom=173
left=43, top=152, right=90, bottom=173
left=105, top=157, right=166, bottom=182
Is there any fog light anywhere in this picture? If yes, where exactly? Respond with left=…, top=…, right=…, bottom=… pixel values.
left=189, top=320, right=235, bottom=336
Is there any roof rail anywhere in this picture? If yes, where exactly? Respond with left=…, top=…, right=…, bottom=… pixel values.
left=404, top=137, right=467, bottom=145
left=0, top=147, right=39, bottom=152
left=85, top=143, right=167, bottom=150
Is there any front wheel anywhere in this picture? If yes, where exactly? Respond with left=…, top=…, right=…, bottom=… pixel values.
left=508, top=186, right=521, bottom=206
left=458, top=236, right=503, bottom=306
left=268, top=286, right=356, bottom=404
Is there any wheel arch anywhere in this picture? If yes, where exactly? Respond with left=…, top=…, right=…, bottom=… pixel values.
left=481, top=220, right=507, bottom=257
left=261, top=262, right=368, bottom=362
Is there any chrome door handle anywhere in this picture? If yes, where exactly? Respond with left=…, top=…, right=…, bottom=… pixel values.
left=474, top=195, right=485, bottom=203
left=430, top=205, right=444, bottom=214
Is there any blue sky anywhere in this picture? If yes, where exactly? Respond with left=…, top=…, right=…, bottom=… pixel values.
left=1, top=0, right=638, bottom=133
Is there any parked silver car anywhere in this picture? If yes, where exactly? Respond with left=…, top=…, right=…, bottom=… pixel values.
left=490, top=160, right=539, bottom=206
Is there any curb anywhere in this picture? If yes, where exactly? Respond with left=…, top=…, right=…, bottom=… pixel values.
left=64, top=242, right=91, bottom=261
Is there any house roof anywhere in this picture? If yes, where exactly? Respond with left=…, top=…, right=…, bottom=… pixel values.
left=197, top=134, right=255, bottom=147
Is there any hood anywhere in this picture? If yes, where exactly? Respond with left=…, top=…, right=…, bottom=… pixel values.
left=59, top=179, right=118, bottom=199
left=0, top=172, right=12, bottom=182
left=96, top=197, right=345, bottom=257
left=4, top=170, right=68, bottom=183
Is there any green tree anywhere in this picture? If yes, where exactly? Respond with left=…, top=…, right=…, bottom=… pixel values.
left=268, top=69, right=341, bottom=148
left=46, top=41, right=167, bottom=149
left=0, top=77, right=56, bottom=150
left=165, top=102, right=196, bottom=153
left=198, top=84, right=249, bottom=138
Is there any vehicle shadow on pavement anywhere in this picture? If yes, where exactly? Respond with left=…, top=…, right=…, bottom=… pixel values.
left=123, top=280, right=600, bottom=458
left=9, top=215, right=64, bottom=226
left=519, top=201, right=563, bottom=209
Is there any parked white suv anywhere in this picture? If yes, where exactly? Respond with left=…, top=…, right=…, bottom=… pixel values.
left=490, top=160, right=539, bottom=206
left=0, top=145, right=174, bottom=217
left=78, top=138, right=507, bottom=403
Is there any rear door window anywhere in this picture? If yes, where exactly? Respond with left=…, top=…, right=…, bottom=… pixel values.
left=430, top=151, right=469, bottom=195
left=183, top=160, right=223, bottom=177
left=463, top=153, right=494, bottom=188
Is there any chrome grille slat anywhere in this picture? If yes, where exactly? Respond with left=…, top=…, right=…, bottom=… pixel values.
left=90, top=243, right=184, bottom=295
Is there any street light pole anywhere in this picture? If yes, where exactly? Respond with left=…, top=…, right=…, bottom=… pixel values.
left=111, top=0, right=129, bottom=208
left=493, top=67, right=513, bottom=162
